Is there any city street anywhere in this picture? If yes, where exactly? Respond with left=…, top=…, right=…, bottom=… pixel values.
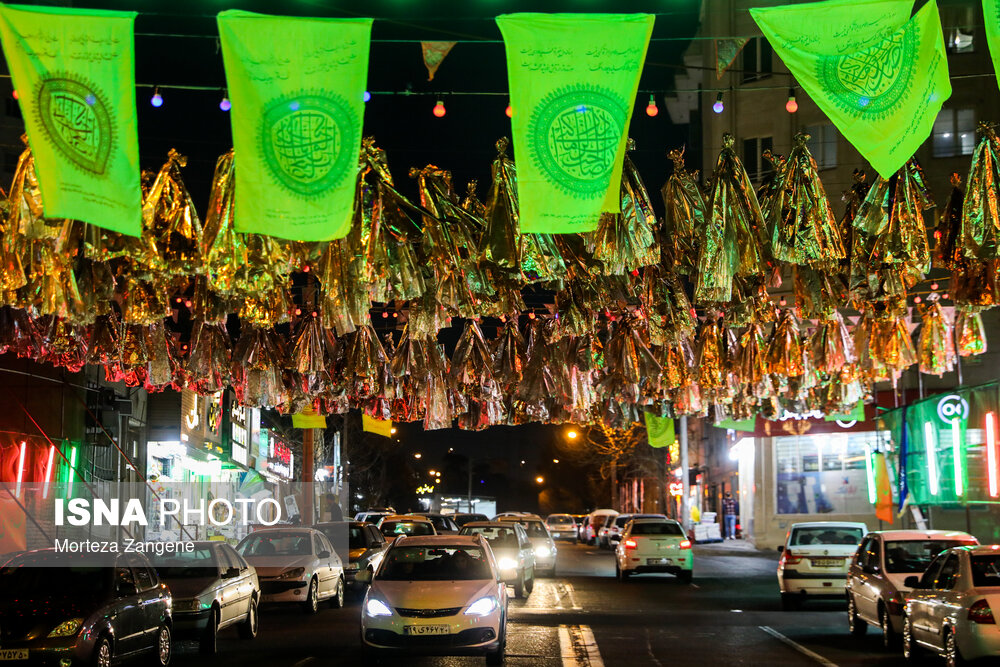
left=175, top=542, right=911, bottom=667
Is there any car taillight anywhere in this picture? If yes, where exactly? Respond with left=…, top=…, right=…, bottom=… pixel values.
left=679, top=540, right=692, bottom=549
left=969, top=599, right=996, bottom=624
left=624, top=539, right=637, bottom=549
left=782, top=551, right=803, bottom=565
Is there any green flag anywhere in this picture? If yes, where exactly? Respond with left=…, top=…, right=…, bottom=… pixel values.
left=644, top=412, right=674, bottom=448
left=751, top=0, right=950, bottom=179
left=985, top=0, right=1000, bottom=87
left=0, top=4, right=141, bottom=236
left=496, top=13, right=653, bottom=234
left=217, top=11, right=372, bottom=241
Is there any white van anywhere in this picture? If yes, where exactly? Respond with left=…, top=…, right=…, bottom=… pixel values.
left=584, top=509, right=619, bottom=546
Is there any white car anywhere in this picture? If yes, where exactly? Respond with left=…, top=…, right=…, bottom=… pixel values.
left=496, top=515, right=557, bottom=577
left=237, top=528, right=345, bottom=613
left=613, top=518, right=692, bottom=583
left=359, top=534, right=508, bottom=665
left=777, top=521, right=867, bottom=610
left=377, top=514, right=438, bottom=538
left=584, top=509, right=618, bottom=546
left=606, top=514, right=667, bottom=549
left=903, top=545, right=1000, bottom=666
left=847, top=530, right=979, bottom=647
left=544, top=514, right=577, bottom=542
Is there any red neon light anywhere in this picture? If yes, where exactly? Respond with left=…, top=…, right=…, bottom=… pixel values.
left=14, top=440, right=25, bottom=496
left=987, top=412, right=998, bottom=499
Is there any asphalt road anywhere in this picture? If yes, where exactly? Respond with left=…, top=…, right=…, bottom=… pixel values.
left=174, top=541, right=912, bottom=666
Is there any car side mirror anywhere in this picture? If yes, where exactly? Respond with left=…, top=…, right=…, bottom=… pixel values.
left=222, top=567, right=240, bottom=579
left=904, top=575, right=922, bottom=589
left=777, top=545, right=784, bottom=553
left=318, top=550, right=331, bottom=559
left=355, top=569, right=373, bottom=584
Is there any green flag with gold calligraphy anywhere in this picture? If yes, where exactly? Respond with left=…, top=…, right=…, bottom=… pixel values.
left=0, top=4, right=141, bottom=236
left=218, top=11, right=371, bottom=241
left=751, top=0, right=950, bottom=179
left=496, top=13, right=654, bottom=234
left=644, top=412, right=674, bottom=448
left=984, top=0, right=1000, bottom=87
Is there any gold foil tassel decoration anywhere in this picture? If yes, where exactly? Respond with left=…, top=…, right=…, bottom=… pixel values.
left=955, top=306, right=988, bottom=356
left=960, top=123, right=1000, bottom=260
left=810, top=310, right=855, bottom=374
left=766, top=309, right=804, bottom=377
left=661, top=146, right=706, bottom=276
left=917, top=301, right=955, bottom=376
left=142, top=149, right=203, bottom=276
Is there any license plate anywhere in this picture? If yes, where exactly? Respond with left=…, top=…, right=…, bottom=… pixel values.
left=812, top=558, right=842, bottom=568
left=403, top=625, right=450, bottom=636
left=647, top=558, right=670, bottom=565
left=0, top=650, right=27, bottom=661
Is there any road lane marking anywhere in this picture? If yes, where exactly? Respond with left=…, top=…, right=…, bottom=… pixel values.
left=557, top=582, right=582, bottom=610
left=644, top=627, right=664, bottom=667
left=559, top=624, right=604, bottom=666
left=291, top=658, right=315, bottom=667
left=759, top=626, right=839, bottom=667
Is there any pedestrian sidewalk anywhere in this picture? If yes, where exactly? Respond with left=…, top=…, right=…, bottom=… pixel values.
left=693, top=538, right=777, bottom=556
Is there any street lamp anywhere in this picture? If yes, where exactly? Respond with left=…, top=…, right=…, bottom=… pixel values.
left=429, top=469, right=437, bottom=476
left=566, top=429, right=578, bottom=440
left=552, top=458, right=560, bottom=464
left=414, top=452, right=422, bottom=459
left=535, top=476, right=544, bottom=484
left=390, top=427, right=397, bottom=434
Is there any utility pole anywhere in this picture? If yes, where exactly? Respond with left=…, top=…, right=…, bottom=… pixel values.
left=467, top=456, right=473, bottom=512
left=680, top=415, right=690, bottom=535
left=302, top=427, right=314, bottom=525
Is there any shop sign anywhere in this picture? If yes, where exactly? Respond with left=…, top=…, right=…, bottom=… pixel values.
left=267, top=438, right=294, bottom=480
left=936, top=394, right=969, bottom=424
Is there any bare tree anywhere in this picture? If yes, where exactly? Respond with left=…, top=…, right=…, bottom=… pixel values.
left=556, top=422, right=656, bottom=509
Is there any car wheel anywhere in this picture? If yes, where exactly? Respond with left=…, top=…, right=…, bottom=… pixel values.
left=330, top=577, right=345, bottom=609
left=91, top=635, right=112, bottom=667
left=945, top=628, right=966, bottom=667
left=847, top=595, right=867, bottom=637
left=879, top=604, right=898, bottom=649
left=238, top=596, right=259, bottom=640
left=513, top=571, right=525, bottom=599
left=151, top=625, right=171, bottom=667
left=677, top=570, right=692, bottom=584
left=902, top=615, right=919, bottom=661
left=199, top=608, right=218, bottom=654
left=302, top=577, right=319, bottom=614
left=781, top=593, right=801, bottom=611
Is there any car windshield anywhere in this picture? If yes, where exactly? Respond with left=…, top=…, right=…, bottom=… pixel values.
left=348, top=526, right=367, bottom=549
left=631, top=522, right=684, bottom=536
left=547, top=515, right=573, bottom=524
left=238, top=532, right=313, bottom=557
left=507, top=520, right=548, bottom=538
left=454, top=515, right=487, bottom=527
left=790, top=527, right=864, bottom=546
left=0, top=564, right=110, bottom=597
left=971, top=554, right=1000, bottom=587
left=884, top=540, right=974, bottom=573
left=379, top=546, right=491, bottom=581
left=381, top=521, right=434, bottom=536
left=461, top=526, right=518, bottom=549
left=422, top=517, right=453, bottom=531
left=158, top=548, right=218, bottom=577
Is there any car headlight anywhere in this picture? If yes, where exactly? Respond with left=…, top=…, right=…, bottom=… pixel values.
left=365, top=598, right=393, bottom=617
left=48, top=618, right=83, bottom=638
left=173, top=599, right=211, bottom=612
left=464, top=596, right=497, bottom=617
left=496, top=557, right=518, bottom=571
left=535, top=546, right=551, bottom=558
left=276, top=567, right=306, bottom=580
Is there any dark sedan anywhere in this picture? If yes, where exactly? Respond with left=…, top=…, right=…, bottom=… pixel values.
left=0, top=550, right=172, bottom=667
left=313, top=521, right=388, bottom=591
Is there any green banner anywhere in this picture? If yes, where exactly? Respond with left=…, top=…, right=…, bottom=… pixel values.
left=496, top=13, right=653, bottom=234
left=0, top=4, right=141, bottom=236
left=751, top=0, right=950, bottom=179
left=643, top=412, right=674, bottom=448
left=218, top=11, right=372, bottom=241
left=985, top=0, right=1000, bottom=87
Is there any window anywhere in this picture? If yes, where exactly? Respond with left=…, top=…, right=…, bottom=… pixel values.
left=742, top=37, right=773, bottom=82
left=933, top=554, right=960, bottom=589
left=884, top=540, right=973, bottom=573
left=971, top=554, right=1000, bottom=587
left=742, top=136, right=773, bottom=181
left=932, top=108, right=975, bottom=158
left=806, top=124, right=838, bottom=169
left=941, top=3, right=975, bottom=53
left=774, top=432, right=891, bottom=515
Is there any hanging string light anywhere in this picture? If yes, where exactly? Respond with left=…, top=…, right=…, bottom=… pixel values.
left=150, top=86, right=163, bottom=108
left=645, top=94, right=658, bottom=117
left=433, top=99, right=446, bottom=117
left=785, top=87, right=798, bottom=113
left=505, top=102, right=513, bottom=118
left=219, top=91, right=231, bottom=112
left=712, top=92, right=724, bottom=114
left=363, top=91, right=372, bottom=103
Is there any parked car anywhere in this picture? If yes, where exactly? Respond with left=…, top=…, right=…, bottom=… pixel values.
left=460, top=521, right=536, bottom=597
left=157, top=541, right=259, bottom=654
left=314, top=521, right=389, bottom=592
left=376, top=514, right=438, bottom=538
left=358, top=534, right=508, bottom=665
left=544, top=514, right=578, bottom=542
left=612, top=518, right=692, bottom=583
left=584, top=509, right=618, bottom=546
left=605, top=514, right=668, bottom=549
left=496, top=514, right=557, bottom=577
left=846, top=529, right=978, bottom=647
left=902, top=545, right=1000, bottom=665
left=596, top=514, right=617, bottom=549
left=237, top=527, right=346, bottom=613
left=0, top=549, right=173, bottom=667
left=412, top=512, right=461, bottom=534
left=571, top=515, right=589, bottom=541
left=777, top=521, right=867, bottom=610
left=453, top=513, right=490, bottom=528
left=355, top=509, right=395, bottom=524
